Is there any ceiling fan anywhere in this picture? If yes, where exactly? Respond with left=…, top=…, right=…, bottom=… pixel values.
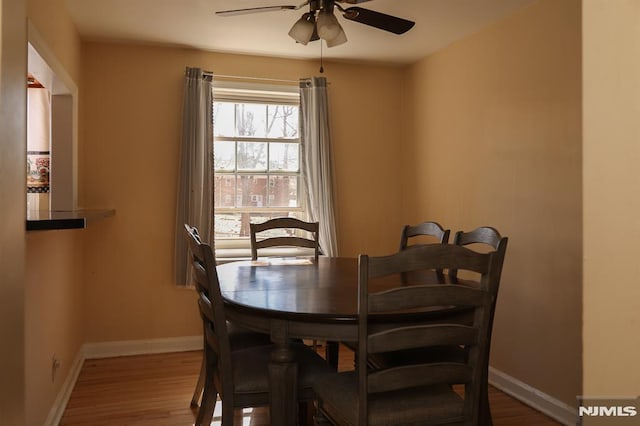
left=216, top=0, right=415, bottom=47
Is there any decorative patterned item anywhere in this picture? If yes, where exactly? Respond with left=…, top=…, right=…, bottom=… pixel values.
left=27, top=151, right=50, bottom=193
left=27, top=86, right=51, bottom=194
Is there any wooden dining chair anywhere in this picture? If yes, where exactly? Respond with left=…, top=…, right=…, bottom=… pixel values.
left=449, top=226, right=508, bottom=283
left=399, top=221, right=451, bottom=281
left=448, top=226, right=508, bottom=426
left=312, top=244, right=503, bottom=426
left=342, top=221, right=452, bottom=368
left=185, top=224, right=332, bottom=426
left=399, top=220, right=450, bottom=250
left=184, top=225, right=271, bottom=408
left=365, top=227, right=508, bottom=425
left=250, top=217, right=320, bottom=261
left=249, top=217, right=339, bottom=367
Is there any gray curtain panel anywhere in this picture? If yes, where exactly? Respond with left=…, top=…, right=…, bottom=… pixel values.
left=300, top=77, right=339, bottom=257
left=174, top=67, right=214, bottom=286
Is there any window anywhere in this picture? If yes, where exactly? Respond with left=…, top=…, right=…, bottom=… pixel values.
left=213, top=83, right=305, bottom=246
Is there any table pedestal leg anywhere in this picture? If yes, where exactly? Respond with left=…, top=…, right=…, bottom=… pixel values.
left=269, top=322, right=298, bottom=425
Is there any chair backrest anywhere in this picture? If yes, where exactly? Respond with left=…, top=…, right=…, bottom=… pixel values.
left=184, top=225, right=207, bottom=296
left=184, top=224, right=234, bottom=399
left=357, top=244, right=503, bottom=426
left=449, top=226, right=508, bottom=282
left=250, top=217, right=319, bottom=260
left=399, top=221, right=450, bottom=250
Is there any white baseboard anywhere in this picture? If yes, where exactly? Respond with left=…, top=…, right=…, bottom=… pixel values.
left=489, top=366, right=577, bottom=425
left=44, top=350, right=85, bottom=426
left=44, top=336, right=203, bottom=425
left=83, top=335, right=203, bottom=359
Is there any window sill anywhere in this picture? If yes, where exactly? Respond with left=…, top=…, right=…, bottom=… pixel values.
left=215, top=247, right=316, bottom=264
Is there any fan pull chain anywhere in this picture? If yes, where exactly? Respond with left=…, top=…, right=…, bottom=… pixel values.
left=319, top=42, right=324, bottom=73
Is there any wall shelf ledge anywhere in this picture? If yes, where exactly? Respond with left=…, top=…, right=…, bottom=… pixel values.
left=26, top=209, right=115, bottom=231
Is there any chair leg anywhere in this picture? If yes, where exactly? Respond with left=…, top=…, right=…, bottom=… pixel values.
left=195, top=389, right=216, bottom=425
left=299, top=401, right=308, bottom=425
left=478, top=359, right=493, bottom=426
left=195, top=366, right=217, bottom=426
left=191, top=355, right=205, bottom=406
left=313, top=402, right=332, bottom=426
left=221, top=398, right=234, bottom=426
left=325, top=341, right=339, bottom=371
left=479, top=385, right=493, bottom=426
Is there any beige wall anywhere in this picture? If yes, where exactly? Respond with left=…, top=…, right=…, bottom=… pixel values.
left=27, top=0, right=81, bottom=83
left=0, top=0, right=27, bottom=424
left=24, top=0, right=84, bottom=425
left=25, top=230, right=85, bottom=426
left=80, top=42, right=405, bottom=342
left=25, top=0, right=640, bottom=421
left=583, top=0, right=640, bottom=396
left=402, top=0, right=582, bottom=406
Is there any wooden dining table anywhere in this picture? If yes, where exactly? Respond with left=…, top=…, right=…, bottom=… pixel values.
left=216, top=256, right=479, bottom=425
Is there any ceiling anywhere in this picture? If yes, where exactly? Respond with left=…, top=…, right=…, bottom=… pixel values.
left=65, top=0, right=536, bottom=65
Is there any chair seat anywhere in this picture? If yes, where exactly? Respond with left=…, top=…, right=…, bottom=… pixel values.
left=313, top=371, right=464, bottom=426
left=233, top=342, right=333, bottom=395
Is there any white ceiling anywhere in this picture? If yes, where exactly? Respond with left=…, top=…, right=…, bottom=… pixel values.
left=65, top=0, right=536, bottom=65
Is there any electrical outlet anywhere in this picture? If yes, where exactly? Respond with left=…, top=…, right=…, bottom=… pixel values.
left=51, top=354, right=61, bottom=383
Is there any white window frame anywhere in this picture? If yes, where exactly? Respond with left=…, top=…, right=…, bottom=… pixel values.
left=213, top=81, right=308, bottom=260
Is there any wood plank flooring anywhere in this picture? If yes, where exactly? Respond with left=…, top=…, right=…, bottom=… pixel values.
left=60, top=347, right=562, bottom=425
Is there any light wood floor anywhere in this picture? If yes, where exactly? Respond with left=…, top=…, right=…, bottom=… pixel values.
left=60, top=347, right=562, bottom=425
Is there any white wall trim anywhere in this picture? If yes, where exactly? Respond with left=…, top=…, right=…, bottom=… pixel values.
left=43, top=336, right=203, bottom=425
left=83, top=335, right=203, bottom=359
left=43, top=350, right=85, bottom=426
left=489, top=366, right=577, bottom=425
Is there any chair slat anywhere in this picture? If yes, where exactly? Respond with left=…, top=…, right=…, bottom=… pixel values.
left=368, top=363, right=474, bottom=394
left=369, top=324, right=478, bottom=354
left=454, top=226, right=503, bottom=249
left=251, top=217, right=318, bottom=233
left=400, top=221, right=450, bottom=250
left=254, top=236, right=317, bottom=250
left=368, top=284, right=487, bottom=313
left=367, top=244, right=491, bottom=279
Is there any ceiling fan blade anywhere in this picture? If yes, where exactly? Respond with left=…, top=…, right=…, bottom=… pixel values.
left=216, top=5, right=302, bottom=17
left=342, top=6, right=415, bottom=35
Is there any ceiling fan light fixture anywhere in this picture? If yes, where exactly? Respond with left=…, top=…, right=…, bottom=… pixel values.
left=288, top=12, right=316, bottom=45
left=325, top=27, right=347, bottom=47
left=316, top=10, right=341, bottom=41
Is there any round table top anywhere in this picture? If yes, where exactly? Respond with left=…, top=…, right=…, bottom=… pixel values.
left=217, top=256, right=451, bottom=321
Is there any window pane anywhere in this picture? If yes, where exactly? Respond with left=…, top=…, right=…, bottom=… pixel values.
left=269, top=175, right=298, bottom=208
left=237, top=175, right=268, bottom=207
left=214, top=103, right=235, bottom=137
left=269, top=143, right=299, bottom=172
left=215, top=213, right=243, bottom=238
left=214, top=175, right=235, bottom=207
left=214, top=141, right=236, bottom=171
left=214, top=212, right=303, bottom=239
left=237, top=142, right=267, bottom=171
left=267, top=105, right=299, bottom=138
left=236, top=103, right=266, bottom=137
left=213, top=95, right=304, bottom=244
